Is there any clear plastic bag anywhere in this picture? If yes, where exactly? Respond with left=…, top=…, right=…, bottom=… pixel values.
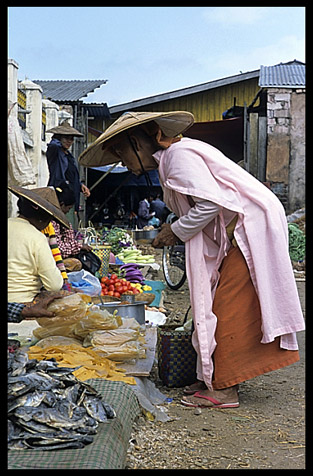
left=92, top=341, right=146, bottom=361
left=83, top=328, right=139, bottom=347
left=73, top=308, right=121, bottom=339
left=120, top=317, right=142, bottom=331
left=35, top=336, right=83, bottom=348
left=67, top=270, right=102, bottom=296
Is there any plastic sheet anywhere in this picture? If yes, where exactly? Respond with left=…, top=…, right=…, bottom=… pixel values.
left=131, top=377, right=170, bottom=422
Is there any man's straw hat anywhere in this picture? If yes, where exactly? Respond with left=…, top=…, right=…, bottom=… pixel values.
left=8, top=185, right=70, bottom=228
left=78, top=111, right=194, bottom=167
left=46, top=121, right=83, bottom=137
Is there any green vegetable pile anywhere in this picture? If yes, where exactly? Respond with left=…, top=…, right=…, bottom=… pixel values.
left=101, top=227, right=135, bottom=255
left=288, top=223, right=305, bottom=261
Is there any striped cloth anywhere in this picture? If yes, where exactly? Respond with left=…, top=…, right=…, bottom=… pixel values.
left=42, top=222, right=68, bottom=281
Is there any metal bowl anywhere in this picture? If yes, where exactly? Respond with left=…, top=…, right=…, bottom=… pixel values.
left=99, top=301, right=148, bottom=325
left=132, top=228, right=160, bottom=244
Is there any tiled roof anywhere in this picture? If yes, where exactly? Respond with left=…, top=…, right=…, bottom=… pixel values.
left=259, top=60, right=305, bottom=88
left=34, top=80, right=107, bottom=102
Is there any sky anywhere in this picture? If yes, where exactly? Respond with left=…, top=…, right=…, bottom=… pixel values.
left=8, top=6, right=305, bottom=107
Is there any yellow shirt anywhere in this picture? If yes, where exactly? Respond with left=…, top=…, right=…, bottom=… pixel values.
left=8, top=217, right=63, bottom=303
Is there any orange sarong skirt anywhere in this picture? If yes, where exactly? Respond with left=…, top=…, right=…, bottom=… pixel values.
left=211, top=246, right=300, bottom=390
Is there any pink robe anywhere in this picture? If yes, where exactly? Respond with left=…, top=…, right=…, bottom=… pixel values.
left=153, top=138, right=305, bottom=390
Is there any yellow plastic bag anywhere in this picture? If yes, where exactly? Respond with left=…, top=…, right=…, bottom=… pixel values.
left=33, top=293, right=88, bottom=341
left=36, top=293, right=88, bottom=327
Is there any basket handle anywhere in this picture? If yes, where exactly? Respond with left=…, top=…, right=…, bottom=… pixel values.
left=183, top=305, right=191, bottom=324
left=183, top=304, right=194, bottom=330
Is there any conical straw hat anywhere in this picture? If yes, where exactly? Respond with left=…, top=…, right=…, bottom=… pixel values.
left=46, top=121, right=83, bottom=137
left=79, top=110, right=194, bottom=167
left=8, top=185, right=70, bottom=228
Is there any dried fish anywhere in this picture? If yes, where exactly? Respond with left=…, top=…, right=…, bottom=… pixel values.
left=10, top=350, right=28, bottom=377
left=8, top=349, right=116, bottom=451
left=24, top=439, right=87, bottom=450
left=83, top=395, right=108, bottom=423
left=8, top=391, right=47, bottom=413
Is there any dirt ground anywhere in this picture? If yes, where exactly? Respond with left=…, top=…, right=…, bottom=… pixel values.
left=125, top=249, right=306, bottom=470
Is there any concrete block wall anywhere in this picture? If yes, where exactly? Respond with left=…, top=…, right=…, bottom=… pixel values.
left=266, top=88, right=305, bottom=213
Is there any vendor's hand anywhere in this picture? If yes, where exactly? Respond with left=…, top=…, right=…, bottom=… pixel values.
left=81, top=184, right=90, bottom=198
left=81, top=243, right=92, bottom=252
left=21, top=292, right=63, bottom=318
left=152, top=223, right=179, bottom=248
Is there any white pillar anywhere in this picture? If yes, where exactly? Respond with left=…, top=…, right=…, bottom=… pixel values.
left=19, top=79, right=43, bottom=184
left=8, top=58, right=19, bottom=115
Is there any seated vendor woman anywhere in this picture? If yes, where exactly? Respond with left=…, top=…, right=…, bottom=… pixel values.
left=52, top=182, right=92, bottom=271
left=8, top=185, right=70, bottom=304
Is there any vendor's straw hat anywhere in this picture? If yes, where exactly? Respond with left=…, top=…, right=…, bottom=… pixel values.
left=46, top=121, right=83, bottom=137
left=8, top=185, right=70, bottom=228
left=78, top=111, right=194, bottom=167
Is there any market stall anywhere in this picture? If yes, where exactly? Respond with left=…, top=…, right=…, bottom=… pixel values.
left=7, top=221, right=171, bottom=468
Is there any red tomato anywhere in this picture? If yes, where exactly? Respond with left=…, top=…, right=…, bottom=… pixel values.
left=108, top=284, right=115, bottom=291
left=113, top=291, right=121, bottom=298
left=110, top=273, right=118, bottom=280
left=114, top=282, right=122, bottom=289
left=132, top=288, right=140, bottom=294
left=101, top=276, right=109, bottom=284
left=107, top=291, right=114, bottom=296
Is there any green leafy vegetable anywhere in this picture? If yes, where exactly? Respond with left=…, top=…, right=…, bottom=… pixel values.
left=288, top=223, right=305, bottom=261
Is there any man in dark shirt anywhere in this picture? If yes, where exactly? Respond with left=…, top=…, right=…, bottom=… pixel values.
left=46, top=122, right=90, bottom=214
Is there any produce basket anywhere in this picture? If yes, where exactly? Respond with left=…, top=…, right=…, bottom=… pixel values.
left=91, top=244, right=111, bottom=277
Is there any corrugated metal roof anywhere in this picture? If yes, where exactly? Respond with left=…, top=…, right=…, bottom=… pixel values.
left=34, top=80, right=107, bottom=102
left=81, top=103, right=111, bottom=118
left=259, top=60, right=305, bottom=88
left=109, top=69, right=260, bottom=113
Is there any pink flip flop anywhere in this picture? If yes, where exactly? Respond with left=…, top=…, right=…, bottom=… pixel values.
left=181, top=391, right=239, bottom=409
left=183, top=381, right=207, bottom=395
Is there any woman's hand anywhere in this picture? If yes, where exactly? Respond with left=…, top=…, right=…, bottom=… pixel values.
left=81, top=184, right=91, bottom=198
left=152, top=223, right=179, bottom=248
left=22, top=292, right=64, bottom=318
